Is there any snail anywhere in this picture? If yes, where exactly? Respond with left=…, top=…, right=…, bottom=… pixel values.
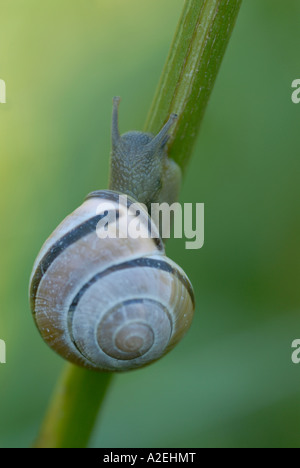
left=29, top=97, right=195, bottom=372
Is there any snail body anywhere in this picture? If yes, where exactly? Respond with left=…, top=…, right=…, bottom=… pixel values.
left=29, top=98, right=195, bottom=372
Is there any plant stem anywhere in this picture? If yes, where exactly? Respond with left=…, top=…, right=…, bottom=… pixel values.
left=34, top=0, right=241, bottom=448
left=145, top=0, right=242, bottom=173
left=34, top=365, right=112, bottom=448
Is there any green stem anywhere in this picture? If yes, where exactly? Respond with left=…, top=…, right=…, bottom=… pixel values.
left=145, top=0, right=242, bottom=173
left=34, top=0, right=241, bottom=448
left=34, top=365, right=112, bottom=448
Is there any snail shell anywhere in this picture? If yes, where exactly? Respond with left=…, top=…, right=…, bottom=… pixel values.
left=29, top=190, right=195, bottom=371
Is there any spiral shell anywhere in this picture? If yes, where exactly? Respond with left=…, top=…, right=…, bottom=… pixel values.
left=29, top=190, right=195, bottom=371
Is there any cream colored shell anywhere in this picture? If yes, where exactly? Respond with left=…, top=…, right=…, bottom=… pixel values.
left=29, top=190, right=194, bottom=371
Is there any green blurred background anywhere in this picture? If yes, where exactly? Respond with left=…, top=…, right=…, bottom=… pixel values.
left=0, top=0, right=299, bottom=448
